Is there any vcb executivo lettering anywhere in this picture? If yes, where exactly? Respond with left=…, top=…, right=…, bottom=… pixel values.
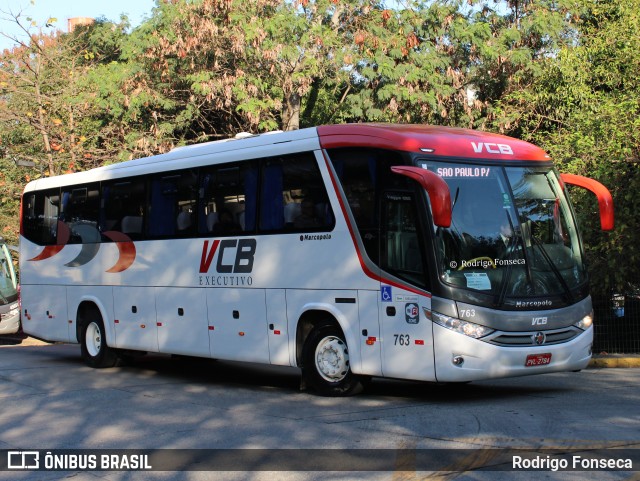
left=199, top=238, right=257, bottom=274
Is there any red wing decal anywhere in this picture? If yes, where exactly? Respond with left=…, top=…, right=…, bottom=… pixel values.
left=28, top=221, right=70, bottom=261
left=103, top=231, right=137, bottom=273
left=28, top=244, right=65, bottom=261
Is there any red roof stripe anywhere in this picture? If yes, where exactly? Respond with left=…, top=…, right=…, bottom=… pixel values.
left=317, top=124, right=550, bottom=161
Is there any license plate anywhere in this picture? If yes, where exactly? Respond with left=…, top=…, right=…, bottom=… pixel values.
left=525, top=353, right=552, bottom=367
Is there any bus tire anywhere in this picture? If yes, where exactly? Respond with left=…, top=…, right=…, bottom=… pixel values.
left=302, top=322, right=364, bottom=396
left=81, top=317, right=118, bottom=368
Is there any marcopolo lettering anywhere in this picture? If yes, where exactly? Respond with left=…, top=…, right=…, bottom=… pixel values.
left=515, top=299, right=553, bottom=308
left=199, top=238, right=257, bottom=274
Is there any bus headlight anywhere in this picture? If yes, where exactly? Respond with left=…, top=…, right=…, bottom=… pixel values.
left=574, top=311, right=594, bottom=330
left=432, top=311, right=494, bottom=339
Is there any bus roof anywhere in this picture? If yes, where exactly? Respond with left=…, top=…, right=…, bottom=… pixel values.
left=317, top=124, right=551, bottom=161
left=24, top=128, right=320, bottom=192
left=24, top=123, right=550, bottom=193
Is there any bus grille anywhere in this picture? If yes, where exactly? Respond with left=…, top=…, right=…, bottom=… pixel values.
left=485, top=326, right=583, bottom=346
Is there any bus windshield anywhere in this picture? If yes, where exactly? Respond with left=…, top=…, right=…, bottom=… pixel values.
left=419, top=161, right=587, bottom=302
left=0, top=241, right=18, bottom=304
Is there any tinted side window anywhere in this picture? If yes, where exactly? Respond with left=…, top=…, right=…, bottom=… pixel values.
left=199, top=161, right=258, bottom=236
left=101, top=179, right=147, bottom=240
left=22, top=189, right=61, bottom=245
left=329, top=148, right=414, bottom=270
left=60, top=184, right=101, bottom=244
left=149, top=169, right=198, bottom=238
left=381, top=192, right=428, bottom=290
left=260, top=153, right=334, bottom=233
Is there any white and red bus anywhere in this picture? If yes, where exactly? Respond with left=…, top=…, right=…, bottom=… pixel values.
left=19, top=124, right=613, bottom=395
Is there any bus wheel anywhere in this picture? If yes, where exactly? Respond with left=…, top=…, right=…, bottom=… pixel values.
left=302, top=322, right=363, bottom=396
left=81, top=318, right=118, bottom=368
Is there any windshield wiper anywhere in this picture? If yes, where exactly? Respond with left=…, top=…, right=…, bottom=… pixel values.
left=529, top=233, right=575, bottom=304
left=496, top=212, right=521, bottom=307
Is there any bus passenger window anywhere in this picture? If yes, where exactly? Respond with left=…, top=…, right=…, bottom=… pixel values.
left=260, top=152, right=334, bottom=233
left=149, top=169, right=198, bottom=238
left=198, top=161, right=258, bottom=236
left=329, top=151, right=378, bottom=264
left=101, top=179, right=146, bottom=240
left=22, top=189, right=61, bottom=245
left=60, top=184, right=100, bottom=244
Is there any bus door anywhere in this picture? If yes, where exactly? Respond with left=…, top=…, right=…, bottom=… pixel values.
left=378, top=191, right=435, bottom=381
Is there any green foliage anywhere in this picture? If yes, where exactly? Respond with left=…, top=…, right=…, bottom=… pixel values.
left=494, top=0, right=640, bottom=294
left=0, top=0, right=637, bottom=295
left=0, top=157, right=23, bottom=248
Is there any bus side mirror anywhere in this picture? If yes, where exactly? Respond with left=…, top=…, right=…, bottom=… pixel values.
left=560, top=173, right=614, bottom=231
left=390, top=166, right=452, bottom=227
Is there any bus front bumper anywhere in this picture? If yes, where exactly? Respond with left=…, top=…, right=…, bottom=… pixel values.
left=433, top=324, right=593, bottom=383
left=0, top=307, right=21, bottom=335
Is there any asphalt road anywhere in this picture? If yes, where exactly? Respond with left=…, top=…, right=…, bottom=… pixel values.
left=0, top=343, right=639, bottom=481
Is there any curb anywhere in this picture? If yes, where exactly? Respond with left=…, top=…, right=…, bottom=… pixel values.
left=588, top=355, right=640, bottom=368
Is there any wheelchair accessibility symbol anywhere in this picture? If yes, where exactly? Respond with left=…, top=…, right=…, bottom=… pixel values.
left=381, top=285, right=392, bottom=302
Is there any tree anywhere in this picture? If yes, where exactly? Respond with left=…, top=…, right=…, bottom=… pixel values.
left=334, top=1, right=474, bottom=125
left=0, top=11, right=119, bottom=176
left=493, top=0, right=640, bottom=293
left=331, top=0, right=579, bottom=129
left=124, top=0, right=378, bottom=136
left=0, top=30, right=65, bottom=177
left=0, top=156, right=23, bottom=249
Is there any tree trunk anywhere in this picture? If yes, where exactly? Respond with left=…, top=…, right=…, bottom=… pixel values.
left=301, top=77, right=320, bottom=127
left=282, top=92, right=300, bottom=131
left=34, top=81, right=54, bottom=176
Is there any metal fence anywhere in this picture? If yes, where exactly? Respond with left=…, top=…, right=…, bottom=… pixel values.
left=592, top=292, right=640, bottom=354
